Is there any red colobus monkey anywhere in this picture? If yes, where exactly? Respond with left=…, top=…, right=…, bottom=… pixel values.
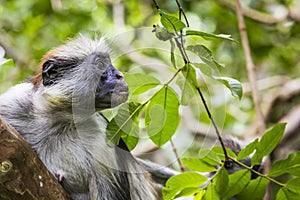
left=0, top=36, right=157, bottom=200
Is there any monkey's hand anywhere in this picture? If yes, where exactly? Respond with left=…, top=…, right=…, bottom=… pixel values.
left=55, top=169, right=66, bottom=182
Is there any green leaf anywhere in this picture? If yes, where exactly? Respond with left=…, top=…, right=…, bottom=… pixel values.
left=0, top=58, right=14, bottom=67
left=276, top=187, right=300, bottom=200
left=0, top=45, right=15, bottom=69
left=202, top=182, right=220, bottom=200
left=191, top=62, right=213, bottom=77
left=182, top=63, right=199, bottom=86
left=236, top=176, right=269, bottom=200
left=159, top=11, right=186, bottom=32
left=186, top=30, right=237, bottom=42
left=278, top=178, right=300, bottom=200
left=212, top=146, right=238, bottom=160
left=269, top=152, right=300, bottom=177
left=162, top=172, right=207, bottom=200
left=252, top=123, right=287, bottom=165
left=237, top=139, right=258, bottom=160
left=194, top=189, right=206, bottom=200
left=179, top=64, right=198, bottom=105
left=106, top=102, right=143, bottom=150
left=124, top=73, right=161, bottom=95
left=182, top=157, right=216, bottom=172
left=213, top=76, right=243, bottom=100
left=276, top=179, right=300, bottom=200
left=121, top=131, right=139, bottom=151
left=0, top=46, right=5, bottom=58
left=106, top=118, right=123, bottom=146
left=199, top=148, right=222, bottom=166
left=170, top=39, right=176, bottom=68
left=187, top=45, right=224, bottom=71
left=174, top=187, right=201, bottom=199
left=224, top=169, right=251, bottom=199
left=145, top=86, right=180, bottom=146
left=176, top=75, right=196, bottom=106
left=0, top=58, right=15, bottom=81
left=215, top=167, right=229, bottom=195
left=101, top=107, right=119, bottom=121
left=286, top=178, right=300, bottom=194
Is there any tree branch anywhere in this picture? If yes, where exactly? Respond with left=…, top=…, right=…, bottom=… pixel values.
left=235, top=0, right=266, bottom=135
left=0, top=116, right=70, bottom=200
left=217, top=0, right=285, bottom=24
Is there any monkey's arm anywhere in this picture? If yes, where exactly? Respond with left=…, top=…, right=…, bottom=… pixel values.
left=137, top=137, right=264, bottom=187
left=114, top=127, right=178, bottom=186
left=137, top=158, right=179, bottom=185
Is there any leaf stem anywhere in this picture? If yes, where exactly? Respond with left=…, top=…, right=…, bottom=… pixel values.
left=230, top=156, right=285, bottom=187
left=174, top=37, right=189, bottom=64
left=175, top=0, right=190, bottom=65
left=175, top=0, right=189, bottom=27
left=165, top=67, right=183, bottom=85
left=152, top=0, right=160, bottom=11
left=110, top=103, right=146, bottom=143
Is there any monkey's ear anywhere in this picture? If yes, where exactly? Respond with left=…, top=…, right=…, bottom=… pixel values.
left=42, top=59, right=58, bottom=86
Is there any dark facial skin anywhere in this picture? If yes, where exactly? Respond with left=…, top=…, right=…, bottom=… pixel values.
left=95, top=63, right=128, bottom=109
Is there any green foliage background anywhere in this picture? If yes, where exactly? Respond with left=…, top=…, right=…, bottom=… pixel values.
left=1, top=0, right=299, bottom=137
left=1, top=0, right=299, bottom=85
left=0, top=0, right=300, bottom=134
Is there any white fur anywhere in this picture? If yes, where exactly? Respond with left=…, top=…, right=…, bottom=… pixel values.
left=0, top=82, right=33, bottom=106
left=55, top=35, right=110, bottom=59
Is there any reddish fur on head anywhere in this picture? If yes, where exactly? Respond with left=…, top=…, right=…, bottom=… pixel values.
left=30, top=49, right=59, bottom=89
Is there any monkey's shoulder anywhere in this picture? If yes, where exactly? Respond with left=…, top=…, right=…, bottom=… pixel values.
left=0, top=82, right=35, bottom=128
left=0, top=82, right=33, bottom=106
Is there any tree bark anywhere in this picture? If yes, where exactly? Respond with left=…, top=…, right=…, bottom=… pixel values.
left=0, top=116, right=70, bottom=200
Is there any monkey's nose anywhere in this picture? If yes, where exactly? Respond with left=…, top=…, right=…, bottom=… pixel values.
left=106, top=64, right=124, bottom=80
left=116, top=72, right=123, bottom=80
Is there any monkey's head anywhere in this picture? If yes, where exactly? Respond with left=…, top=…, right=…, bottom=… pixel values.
left=31, top=36, right=128, bottom=115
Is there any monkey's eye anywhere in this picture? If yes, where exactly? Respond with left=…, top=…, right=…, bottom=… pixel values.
left=95, top=57, right=106, bottom=69
left=42, top=59, right=58, bottom=86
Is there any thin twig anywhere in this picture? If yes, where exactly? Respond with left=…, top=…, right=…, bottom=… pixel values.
left=170, top=139, right=185, bottom=172
left=173, top=37, right=188, bottom=64
left=196, top=87, right=228, bottom=159
left=175, top=0, right=189, bottom=27
left=174, top=0, right=190, bottom=65
left=235, top=0, right=266, bottom=135
left=230, top=156, right=284, bottom=187
left=235, top=1, right=268, bottom=199
left=151, top=0, right=228, bottom=160
left=152, top=0, right=160, bottom=10
left=151, top=0, right=188, bottom=171
left=165, top=67, right=183, bottom=85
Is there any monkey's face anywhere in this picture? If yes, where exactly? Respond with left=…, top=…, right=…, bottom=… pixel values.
left=94, top=59, right=129, bottom=109
left=40, top=52, right=128, bottom=111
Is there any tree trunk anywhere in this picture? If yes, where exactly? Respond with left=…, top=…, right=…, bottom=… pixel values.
left=0, top=116, right=70, bottom=200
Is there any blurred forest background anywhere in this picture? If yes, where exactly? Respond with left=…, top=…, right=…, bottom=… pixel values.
left=0, top=0, right=300, bottom=167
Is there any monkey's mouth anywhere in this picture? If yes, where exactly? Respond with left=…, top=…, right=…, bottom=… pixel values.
left=95, top=88, right=128, bottom=109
